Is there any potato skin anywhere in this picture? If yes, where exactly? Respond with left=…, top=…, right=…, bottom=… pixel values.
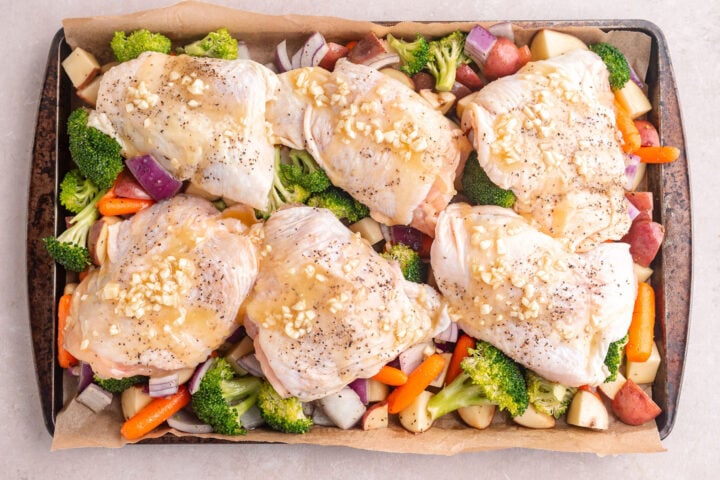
left=611, top=379, right=661, bottom=425
left=634, top=120, right=660, bottom=147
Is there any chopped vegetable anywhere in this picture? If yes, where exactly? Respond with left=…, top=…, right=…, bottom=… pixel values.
left=125, top=154, right=183, bottom=201
left=371, top=365, right=408, bottom=386
left=178, top=27, right=239, bottom=59
left=604, top=334, right=629, bottom=382
left=387, top=33, right=430, bottom=76
left=56, top=294, right=77, bottom=369
left=444, top=334, right=476, bottom=386
left=59, top=169, right=99, bottom=214
left=461, top=152, right=515, bottom=208
left=67, top=108, right=124, bottom=190
left=120, top=385, right=191, bottom=440
left=626, top=282, right=656, bottom=362
left=387, top=353, right=446, bottom=414
left=635, top=146, right=681, bottom=164
left=94, top=374, right=148, bottom=394
left=111, top=29, right=172, bottom=63
left=614, top=100, right=642, bottom=153
left=256, top=380, right=313, bottom=433
left=525, top=370, right=576, bottom=418
left=426, top=30, right=468, bottom=92
left=97, top=192, right=154, bottom=216
left=306, top=187, right=369, bottom=223
left=44, top=189, right=106, bottom=271
left=589, top=42, right=630, bottom=90
left=381, top=243, right=426, bottom=283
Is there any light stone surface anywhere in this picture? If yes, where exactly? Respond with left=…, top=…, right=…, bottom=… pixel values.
left=2, top=0, right=717, bottom=478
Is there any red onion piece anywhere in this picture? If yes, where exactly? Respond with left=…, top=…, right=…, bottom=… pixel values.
left=149, top=373, right=179, bottom=397
left=225, top=326, right=246, bottom=345
left=434, top=341, right=455, bottom=353
left=347, top=378, right=368, bottom=404
left=399, top=343, right=428, bottom=374
left=239, top=404, right=265, bottom=430
left=464, top=25, right=497, bottom=65
left=625, top=153, right=641, bottom=190
left=628, top=201, right=640, bottom=221
left=362, top=52, right=400, bottom=70
left=237, top=354, right=264, bottom=378
left=188, top=358, right=214, bottom=395
left=77, top=362, right=95, bottom=393
left=628, top=62, right=645, bottom=89
left=125, top=154, right=183, bottom=201
left=487, top=22, right=515, bottom=43
left=275, top=40, right=293, bottom=72
left=434, top=322, right=458, bottom=343
left=391, top=225, right=424, bottom=252
left=167, top=409, right=214, bottom=434
left=298, top=32, right=329, bottom=67
left=77, top=384, right=113, bottom=413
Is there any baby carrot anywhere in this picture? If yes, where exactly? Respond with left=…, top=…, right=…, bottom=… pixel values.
left=98, top=196, right=154, bottom=216
left=120, top=385, right=191, bottom=440
left=372, top=365, right=408, bottom=386
left=57, top=294, right=77, bottom=369
left=387, top=354, right=446, bottom=414
left=635, top=146, right=681, bottom=164
left=445, top=334, right=476, bottom=386
left=614, top=101, right=642, bottom=153
left=626, top=282, right=656, bottom=362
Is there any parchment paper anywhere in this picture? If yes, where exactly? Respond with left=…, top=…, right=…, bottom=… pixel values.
left=55, top=1, right=662, bottom=454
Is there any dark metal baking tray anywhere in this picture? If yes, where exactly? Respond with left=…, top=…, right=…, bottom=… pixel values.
left=27, top=20, right=691, bottom=442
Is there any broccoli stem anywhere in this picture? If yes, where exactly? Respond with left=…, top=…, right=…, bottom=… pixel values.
left=57, top=189, right=106, bottom=246
left=426, top=372, right=489, bottom=421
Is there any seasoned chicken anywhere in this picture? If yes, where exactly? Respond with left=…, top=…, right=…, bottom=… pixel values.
left=431, top=203, right=636, bottom=386
left=64, top=195, right=262, bottom=378
left=244, top=206, right=449, bottom=401
left=92, top=53, right=279, bottom=210
left=266, top=59, right=471, bottom=236
left=461, top=49, right=631, bottom=252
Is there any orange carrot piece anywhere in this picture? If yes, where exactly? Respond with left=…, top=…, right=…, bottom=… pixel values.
left=615, top=101, right=642, bottom=153
left=345, top=40, right=358, bottom=51
left=387, top=354, right=446, bottom=414
left=78, top=269, right=90, bottom=282
left=120, top=385, right=191, bottom=440
left=372, top=365, right=408, bottom=386
left=57, top=294, right=77, bottom=369
left=445, top=334, right=476, bottom=386
left=626, top=282, right=656, bottom=362
left=635, top=146, right=681, bottom=164
left=98, top=196, right=154, bottom=216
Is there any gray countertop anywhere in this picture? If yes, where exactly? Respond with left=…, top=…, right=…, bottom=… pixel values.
left=3, top=0, right=717, bottom=478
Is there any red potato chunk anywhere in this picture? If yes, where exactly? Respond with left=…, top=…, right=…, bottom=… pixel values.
left=634, top=120, right=660, bottom=147
left=621, top=219, right=665, bottom=267
left=347, top=32, right=386, bottom=64
left=626, top=191, right=653, bottom=222
left=455, top=64, right=484, bottom=91
left=412, top=72, right=435, bottom=92
left=612, top=379, right=662, bottom=426
left=483, top=37, right=522, bottom=81
left=319, top=42, right=350, bottom=70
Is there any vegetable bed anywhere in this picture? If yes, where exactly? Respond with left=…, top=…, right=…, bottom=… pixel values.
left=27, top=3, right=690, bottom=454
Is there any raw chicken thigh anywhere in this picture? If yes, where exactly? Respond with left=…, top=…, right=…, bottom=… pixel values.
left=461, top=50, right=631, bottom=252
left=431, top=203, right=636, bottom=386
left=244, top=206, right=449, bottom=401
left=267, top=59, right=471, bottom=236
left=64, top=195, right=262, bottom=378
left=92, top=52, right=279, bottom=210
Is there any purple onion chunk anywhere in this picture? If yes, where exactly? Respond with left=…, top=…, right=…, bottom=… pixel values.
left=188, top=358, right=215, bottom=395
left=464, top=25, right=497, bottom=65
left=125, top=154, right=183, bottom=201
left=348, top=378, right=369, bottom=404
left=275, top=40, right=293, bottom=72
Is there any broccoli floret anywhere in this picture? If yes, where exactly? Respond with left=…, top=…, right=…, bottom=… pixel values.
left=93, top=374, right=147, bottom=394
left=589, top=43, right=630, bottom=90
left=427, top=371, right=490, bottom=421
left=387, top=33, right=430, bottom=76
left=307, top=187, right=369, bottom=223
left=525, top=370, right=576, bottom=418
left=426, top=30, right=468, bottom=92
left=258, top=148, right=314, bottom=218
left=280, top=150, right=332, bottom=194
left=461, top=152, right=515, bottom=208
left=462, top=341, right=528, bottom=417
left=604, top=334, right=629, bottom=382
left=191, top=358, right=262, bottom=436
left=111, top=29, right=172, bottom=62
left=178, top=27, right=239, bottom=60
left=381, top=243, right=426, bottom=283
left=43, top=188, right=106, bottom=271
left=67, top=108, right=123, bottom=190
left=256, top=380, right=313, bottom=434
left=59, top=169, right=99, bottom=214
